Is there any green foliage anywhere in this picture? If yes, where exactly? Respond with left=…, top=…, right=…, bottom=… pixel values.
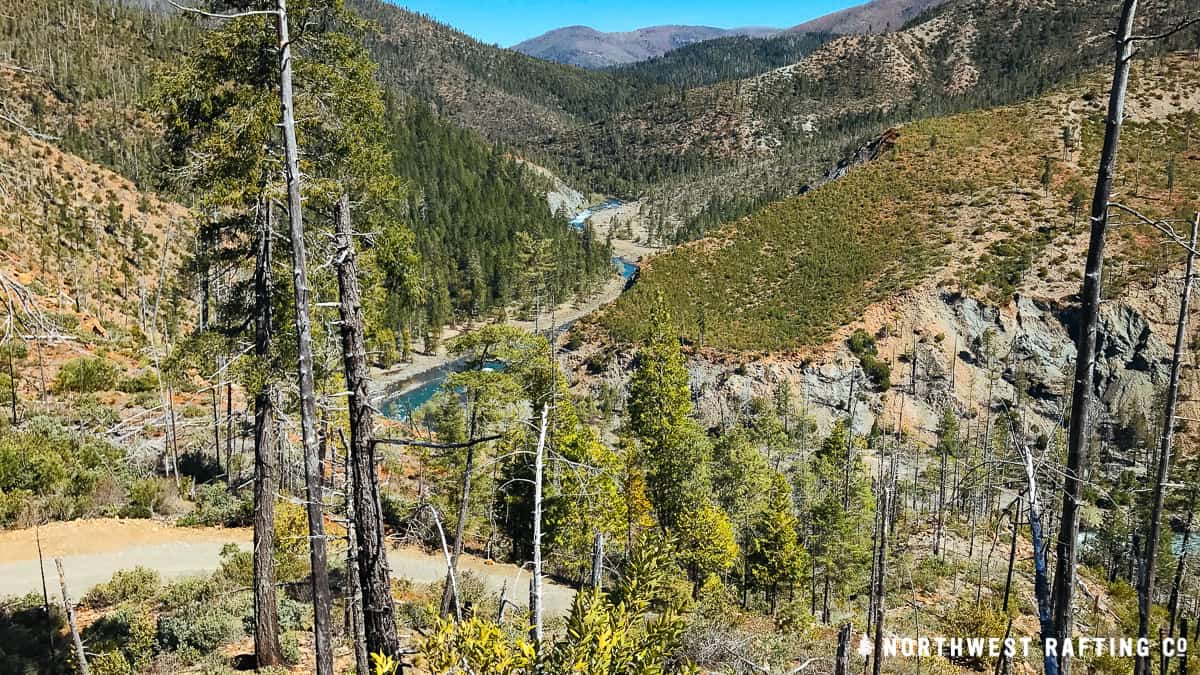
left=177, top=483, right=252, bottom=527
left=675, top=501, right=738, bottom=593
left=376, top=102, right=612, bottom=341
left=847, top=329, right=891, bottom=391
left=156, top=594, right=247, bottom=657
left=942, top=600, right=1009, bottom=669
left=83, top=605, right=157, bottom=674
left=627, top=296, right=711, bottom=530
left=612, top=32, right=835, bottom=90
left=807, top=420, right=876, bottom=612
left=116, top=370, right=158, bottom=394
left=82, top=567, right=161, bottom=609
left=420, top=536, right=697, bottom=673
left=0, top=416, right=123, bottom=526
left=745, top=475, right=808, bottom=610
left=52, top=357, right=118, bottom=393
left=121, top=478, right=167, bottom=519
left=0, top=592, right=70, bottom=673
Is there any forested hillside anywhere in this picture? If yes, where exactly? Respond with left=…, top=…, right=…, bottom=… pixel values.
left=0, top=1, right=1199, bottom=675
left=609, top=31, right=835, bottom=90
left=559, top=0, right=1200, bottom=227
left=598, top=54, right=1200, bottom=351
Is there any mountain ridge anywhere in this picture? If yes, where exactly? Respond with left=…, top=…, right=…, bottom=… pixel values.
left=512, top=24, right=780, bottom=68
left=788, top=0, right=951, bottom=34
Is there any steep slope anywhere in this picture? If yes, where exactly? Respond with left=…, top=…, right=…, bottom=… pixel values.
left=555, top=0, right=1196, bottom=220
left=571, top=52, right=1200, bottom=476
left=349, top=0, right=657, bottom=143
left=0, top=69, right=195, bottom=398
left=595, top=54, right=1200, bottom=352
left=0, top=0, right=196, bottom=185
left=789, top=0, right=950, bottom=34
left=512, top=25, right=779, bottom=69
left=608, top=32, right=835, bottom=90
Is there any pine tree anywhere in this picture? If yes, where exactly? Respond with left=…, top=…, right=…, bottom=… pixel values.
left=746, top=473, right=807, bottom=614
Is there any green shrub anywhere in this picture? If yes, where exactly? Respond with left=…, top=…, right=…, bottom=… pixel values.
left=52, top=357, right=118, bottom=393
left=82, top=606, right=156, bottom=672
left=0, top=417, right=121, bottom=517
left=155, top=576, right=218, bottom=612
left=847, top=329, right=891, bottom=391
left=279, top=631, right=302, bottom=665
left=83, top=567, right=161, bottom=609
left=177, top=483, right=251, bottom=527
left=116, top=370, right=158, bottom=394
left=89, top=651, right=134, bottom=675
left=0, top=487, right=33, bottom=527
left=156, top=594, right=247, bottom=655
left=0, top=592, right=69, bottom=673
left=122, top=478, right=167, bottom=518
left=75, top=393, right=120, bottom=428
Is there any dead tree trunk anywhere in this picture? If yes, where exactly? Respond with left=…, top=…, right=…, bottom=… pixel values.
left=275, top=4, right=332, bottom=672
left=6, top=340, right=17, bottom=425
left=1138, top=214, right=1198, bottom=675
left=934, top=440, right=948, bottom=556
left=835, top=623, right=851, bottom=675
left=1020, top=439, right=1059, bottom=675
left=590, top=532, right=605, bottom=590
left=871, top=487, right=891, bottom=675
left=440, top=440, right=476, bottom=619
left=334, top=194, right=401, bottom=657
left=252, top=202, right=283, bottom=668
left=1003, top=497, right=1020, bottom=613
left=341, top=431, right=370, bottom=675
left=529, top=403, right=549, bottom=647
left=1055, top=7, right=1139, bottom=673
left=1165, top=491, right=1195, bottom=669
left=55, top=559, right=89, bottom=675
left=1180, top=617, right=1191, bottom=675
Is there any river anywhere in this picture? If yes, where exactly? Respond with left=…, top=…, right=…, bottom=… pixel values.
left=380, top=201, right=636, bottom=423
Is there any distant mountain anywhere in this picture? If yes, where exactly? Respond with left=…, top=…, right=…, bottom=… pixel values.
left=513, top=25, right=780, bottom=68
left=788, top=0, right=950, bottom=34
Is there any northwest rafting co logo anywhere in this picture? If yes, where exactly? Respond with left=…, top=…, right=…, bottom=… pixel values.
left=852, top=635, right=1188, bottom=660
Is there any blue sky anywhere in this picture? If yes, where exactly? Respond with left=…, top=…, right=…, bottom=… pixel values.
left=390, top=0, right=864, bottom=47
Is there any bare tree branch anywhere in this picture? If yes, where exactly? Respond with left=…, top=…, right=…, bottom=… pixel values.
left=0, top=111, right=58, bottom=141
left=1127, top=16, right=1200, bottom=42
left=371, top=433, right=503, bottom=450
left=167, top=1, right=278, bottom=20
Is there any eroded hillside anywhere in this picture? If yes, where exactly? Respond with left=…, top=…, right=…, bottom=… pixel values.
left=576, top=53, right=1200, bottom=447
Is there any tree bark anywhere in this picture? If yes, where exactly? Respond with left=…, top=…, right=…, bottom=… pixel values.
left=6, top=340, right=17, bottom=425
left=1138, top=214, right=1197, bottom=675
left=440, top=441, right=475, bottom=619
left=1055, top=6, right=1138, bottom=673
left=529, top=403, right=549, bottom=647
left=56, top=559, right=89, bottom=675
left=871, top=487, right=890, bottom=675
left=1165, top=491, right=1195, bottom=670
left=252, top=201, right=283, bottom=668
left=275, top=4, right=333, bottom=673
left=590, top=532, right=605, bottom=590
left=835, top=623, right=851, bottom=675
left=342, top=431, right=370, bottom=675
left=334, top=194, right=401, bottom=658
left=1003, top=497, right=1020, bottom=614
left=934, top=440, right=947, bottom=556
left=1021, top=441, right=1059, bottom=675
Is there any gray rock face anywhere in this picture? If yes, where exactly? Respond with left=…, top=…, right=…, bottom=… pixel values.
left=569, top=284, right=1182, bottom=456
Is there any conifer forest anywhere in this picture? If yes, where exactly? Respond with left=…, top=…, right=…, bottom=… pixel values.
left=0, top=0, right=1199, bottom=674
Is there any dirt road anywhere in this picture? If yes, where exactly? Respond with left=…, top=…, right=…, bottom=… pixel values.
left=0, top=519, right=575, bottom=616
